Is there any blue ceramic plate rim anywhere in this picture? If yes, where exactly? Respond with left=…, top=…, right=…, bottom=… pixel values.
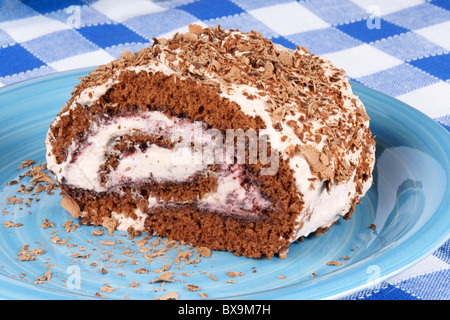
left=0, top=67, right=449, bottom=300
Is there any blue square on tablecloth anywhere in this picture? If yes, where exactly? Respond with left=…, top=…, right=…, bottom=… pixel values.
left=0, top=44, right=44, bottom=77
left=372, top=32, right=447, bottom=62
left=433, top=238, right=450, bottom=264
left=382, top=3, right=450, bottom=30
left=356, top=63, right=439, bottom=97
left=363, top=284, right=418, bottom=300
left=77, top=23, right=148, bottom=49
left=271, top=36, right=296, bottom=50
left=285, top=27, right=362, bottom=55
left=21, top=29, right=99, bottom=63
left=177, top=0, right=244, bottom=21
left=409, top=53, right=450, bottom=81
left=430, top=0, right=450, bottom=11
left=21, top=0, right=86, bottom=15
left=207, top=12, right=279, bottom=39
left=123, top=9, right=197, bottom=39
left=300, top=0, right=368, bottom=26
left=336, top=19, right=409, bottom=43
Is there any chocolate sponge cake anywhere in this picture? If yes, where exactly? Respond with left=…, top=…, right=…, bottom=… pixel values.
left=45, top=25, right=375, bottom=258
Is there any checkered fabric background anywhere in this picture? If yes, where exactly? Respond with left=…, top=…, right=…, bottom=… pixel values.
left=0, top=0, right=449, bottom=300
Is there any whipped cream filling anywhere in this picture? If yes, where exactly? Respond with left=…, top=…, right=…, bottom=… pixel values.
left=112, top=208, right=147, bottom=232
left=113, top=164, right=272, bottom=233
left=47, top=110, right=272, bottom=224
left=50, top=111, right=221, bottom=192
left=198, top=164, right=271, bottom=217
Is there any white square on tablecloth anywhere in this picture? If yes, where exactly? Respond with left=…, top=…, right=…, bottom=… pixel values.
left=386, top=255, right=449, bottom=286
left=157, top=21, right=208, bottom=39
left=349, top=0, right=425, bottom=15
left=91, top=0, right=167, bottom=23
left=414, top=21, right=450, bottom=51
left=0, top=15, right=70, bottom=43
left=49, top=50, right=115, bottom=72
left=385, top=254, right=450, bottom=300
left=396, top=81, right=450, bottom=119
left=323, top=44, right=403, bottom=78
left=248, top=1, right=329, bottom=36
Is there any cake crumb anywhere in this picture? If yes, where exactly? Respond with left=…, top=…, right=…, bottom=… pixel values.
left=195, top=246, right=211, bottom=258
left=91, top=228, right=104, bottom=237
left=101, top=217, right=117, bottom=236
left=186, top=284, right=199, bottom=292
left=41, top=218, right=55, bottom=229
left=278, top=246, right=289, bottom=259
left=3, top=221, right=23, bottom=228
left=34, top=269, right=52, bottom=284
left=71, top=252, right=91, bottom=259
left=208, top=273, right=218, bottom=281
left=18, top=159, right=35, bottom=169
left=6, top=196, right=22, bottom=205
left=226, top=271, right=243, bottom=278
left=17, top=244, right=44, bottom=261
left=100, top=285, right=118, bottom=293
left=155, top=291, right=178, bottom=300
left=134, top=267, right=149, bottom=274
left=63, top=220, right=79, bottom=233
left=149, top=271, right=174, bottom=284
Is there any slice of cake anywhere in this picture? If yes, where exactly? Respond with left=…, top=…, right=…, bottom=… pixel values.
left=45, top=25, right=375, bottom=258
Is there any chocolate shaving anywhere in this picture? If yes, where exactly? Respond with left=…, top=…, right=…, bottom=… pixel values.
left=61, top=195, right=81, bottom=219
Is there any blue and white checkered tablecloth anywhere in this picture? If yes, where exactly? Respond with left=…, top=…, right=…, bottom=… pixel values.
left=0, top=0, right=448, bottom=300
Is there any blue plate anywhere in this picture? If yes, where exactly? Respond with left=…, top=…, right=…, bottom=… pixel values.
left=0, top=68, right=449, bottom=300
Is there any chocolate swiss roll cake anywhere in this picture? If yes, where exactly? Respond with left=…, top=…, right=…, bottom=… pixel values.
left=45, top=25, right=375, bottom=258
